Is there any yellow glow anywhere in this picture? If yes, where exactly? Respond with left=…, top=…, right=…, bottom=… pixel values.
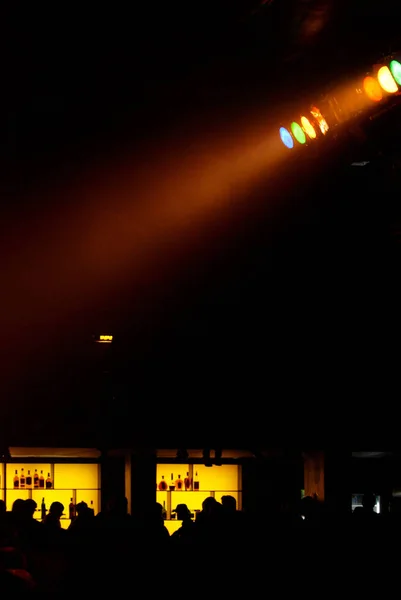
left=300, top=116, right=317, bottom=139
left=98, top=334, right=113, bottom=342
left=54, top=463, right=99, bottom=489
left=377, top=66, right=398, bottom=93
left=310, top=106, right=329, bottom=134
left=4, top=462, right=100, bottom=528
left=156, top=463, right=240, bottom=531
left=363, top=76, right=383, bottom=102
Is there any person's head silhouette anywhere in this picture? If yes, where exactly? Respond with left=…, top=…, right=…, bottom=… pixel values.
left=172, top=504, right=191, bottom=520
left=221, top=495, right=237, bottom=512
left=49, top=501, right=64, bottom=518
left=23, top=499, right=37, bottom=518
left=12, top=499, right=25, bottom=515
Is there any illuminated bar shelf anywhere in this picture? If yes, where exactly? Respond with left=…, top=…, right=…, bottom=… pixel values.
left=1, top=458, right=101, bottom=530
left=156, top=462, right=242, bottom=534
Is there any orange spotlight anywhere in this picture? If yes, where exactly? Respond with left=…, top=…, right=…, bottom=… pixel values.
left=377, top=66, right=398, bottom=93
left=363, top=76, right=383, bottom=102
left=300, top=116, right=317, bottom=139
left=310, top=106, right=329, bottom=135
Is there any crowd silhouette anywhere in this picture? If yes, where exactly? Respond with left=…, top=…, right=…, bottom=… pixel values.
left=0, top=491, right=398, bottom=593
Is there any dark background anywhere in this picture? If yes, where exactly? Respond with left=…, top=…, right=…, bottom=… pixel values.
left=1, top=1, right=400, bottom=447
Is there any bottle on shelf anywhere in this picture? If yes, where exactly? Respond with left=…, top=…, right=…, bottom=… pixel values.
left=175, top=474, right=184, bottom=491
left=90, top=501, right=94, bottom=515
left=26, top=470, right=32, bottom=488
left=169, top=473, right=175, bottom=491
left=162, top=501, right=167, bottom=520
left=184, top=472, right=192, bottom=491
left=33, top=469, right=39, bottom=488
left=13, top=470, right=19, bottom=489
left=39, top=471, right=45, bottom=488
left=193, top=471, right=200, bottom=490
left=41, top=498, right=46, bottom=520
left=69, top=499, right=76, bottom=520
left=158, top=475, right=168, bottom=491
left=45, top=473, right=52, bottom=489
left=20, top=469, right=26, bottom=489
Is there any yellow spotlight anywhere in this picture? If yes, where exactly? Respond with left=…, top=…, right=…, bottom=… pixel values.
left=300, top=116, right=317, bottom=139
left=363, top=76, right=383, bottom=102
left=97, top=334, right=113, bottom=343
left=310, top=106, right=329, bottom=135
left=377, top=66, right=398, bottom=93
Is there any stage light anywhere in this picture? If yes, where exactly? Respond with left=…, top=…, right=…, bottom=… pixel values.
left=279, top=127, right=294, bottom=149
left=291, top=122, right=306, bottom=144
left=310, top=106, right=329, bottom=134
left=363, top=76, right=383, bottom=102
left=300, top=116, right=316, bottom=139
left=389, top=60, right=401, bottom=86
left=377, top=66, right=398, bottom=93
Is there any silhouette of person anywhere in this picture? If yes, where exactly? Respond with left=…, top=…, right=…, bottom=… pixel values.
left=194, top=497, right=224, bottom=543
left=68, top=501, right=96, bottom=538
left=11, top=499, right=26, bottom=528
left=42, top=501, right=65, bottom=536
left=300, top=495, right=323, bottom=527
left=18, top=499, right=43, bottom=546
left=353, top=492, right=380, bottom=528
left=139, top=502, right=170, bottom=545
left=171, top=504, right=196, bottom=544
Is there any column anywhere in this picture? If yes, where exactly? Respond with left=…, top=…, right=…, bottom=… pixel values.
left=128, top=449, right=157, bottom=519
left=125, top=454, right=132, bottom=515
left=303, top=450, right=325, bottom=500
left=100, top=450, right=126, bottom=512
left=303, top=450, right=352, bottom=515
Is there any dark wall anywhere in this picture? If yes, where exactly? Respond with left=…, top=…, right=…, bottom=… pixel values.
left=242, top=456, right=304, bottom=515
left=351, top=457, right=400, bottom=495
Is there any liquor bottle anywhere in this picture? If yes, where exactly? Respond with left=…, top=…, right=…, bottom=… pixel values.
left=158, top=475, right=168, bottom=491
left=169, top=473, right=175, bottom=491
left=26, top=470, right=32, bottom=488
left=193, top=471, right=200, bottom=490
left=90, top=501, right=94, bottom=514
left=39, top=471, right=45, bottom=488
left=184, top=472, right=191, bottom=491
left=162, top=500, right=167, bottom=520
left=20, top=468, right=26, bottom=488
left=33, top=469, right=39, bottom=488
left=46, top=473, right=52, bottom=489
left=41, top=498, right=46, bottom=520
left=175, top=474, right=184, bottom=491
left=13, top=470, right=19, bottom=489
left=69, top=499, right=76, bottom=520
